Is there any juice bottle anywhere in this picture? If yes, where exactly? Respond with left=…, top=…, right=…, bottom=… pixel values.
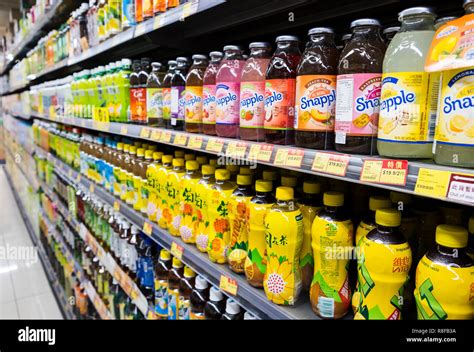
left=190, top=275, right=209, bottom=320
left=382, top=27, right=399, bottom=44
left=156, top=155, right=173, bottom=228
left=354, top=208, right=412, bottom=319
left=226, top=165, right=239, bottom=181
left=120, top=144, right=130, bottom=201
left=135, top=0, right=143, bottom=23
left=194, top=164, right=216, bottom=252
left=414, top=225, right=473, bottom=320
left=239, top=42, right=272, bottom=141
left=180, top=160, right=201, bottom=244
left=298, top=181, right=322, bottom=292
left=203, top=51, right=223, bottom=135
left=162, top=60, right=176, bottom=128
left=130, top=60, right=146, bottom=124
left=146, top=151, right=163, bottom=221
left=434, top=16, right=457, bottom=29
left=167, top=158, right=185, bottom=236
left=107, top=0, right=122, bottom=35
left=153, top=0, right=166, bottom=14
left=378, top=8, right=438, bottom=159
left=204, top=286, right=226, bottom=320
left=221, top=299, right=243, bottom=320
left=263, top=186, right=303, bottom=305
left=245, top=179, right=275, bottom=288
left=295, top=28, right=339, bottom=150
left=167, top=0, right=178, bottom=8
left=335, top=19, right=385, bottom=155
left=178, top=266, right=196, bottom=320
left=121, top=0, right=135, bottom=28
left=147, top=62, right=164, bottom=127
left=132, top=148, right=145, bottom=211
left=138, top=149, right=152, bottom=214
left=98, top=0, right=107, bottom=41
left=355, top=196, right=392, bottom=246
left=116, top=58, right=131, bottom=123
left=196, top=155, right=208, bottom=166
left=216, top=45, right=245, bottom=138
left=390, top=192, right=417, bottom=255
left=167, top=257, right=184, bottom=320
left=207, top=169, right=236, bottom=264
left=228, top=174, right=254, bottom=273
left=310, top=191, right=353, bottom=319
left=142, top=0, right=153, bottom=20
left=185, top=54, right=208, bottom=133
left=153, top=249, right=171, bottom=318
left=170, top=57, right=189, bottom=131
left=138, top=57, right=151, bottom=124
left=126, top=146, right=138, bottom=205
left=264, top=36, right=301, bottom=145
left=262, top=169, right=279, bottom=188
left=468, top=215, right=474, bottom=260
left=113, top=142, right=124, bottom=197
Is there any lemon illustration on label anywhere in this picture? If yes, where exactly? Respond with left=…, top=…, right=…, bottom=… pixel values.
left=449, top=115, right=468, bottom=133
left=430, top=36, right=458, bottom=61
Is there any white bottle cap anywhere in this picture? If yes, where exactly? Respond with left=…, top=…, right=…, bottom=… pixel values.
left=244, top=311, right=257, bottom=320
left=195, top=275, right=208, bottom=290
left=225, top=299, right=241, bottom=315
left=209, top=287, right=223, bottom=302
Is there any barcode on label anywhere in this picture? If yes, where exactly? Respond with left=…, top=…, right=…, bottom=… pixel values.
left=317, top=297, right=335, bottom=318
left=335, top=132, right=346, bottom=145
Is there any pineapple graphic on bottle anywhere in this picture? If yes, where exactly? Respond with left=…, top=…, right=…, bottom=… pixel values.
left=156, top=155, right=174, bottom=229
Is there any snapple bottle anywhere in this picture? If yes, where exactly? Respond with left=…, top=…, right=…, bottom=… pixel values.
left=216, top=45, right=245, bottom=138
left=335, top=19, right=385, bottom=155
left=202, top=51, right=223, bottom=136
left=239, top=42, right=272, bottom=141
left=295, top=28, right=339, bottom=150
left=130, top=60, right=146, bottom=124
left=163, top=60, right=176, bottom=129
left=170, top=57, right=189, bottom=131
left=264, top=36, right=301, bottom=145
left=185, top=54, right=208, bottom=134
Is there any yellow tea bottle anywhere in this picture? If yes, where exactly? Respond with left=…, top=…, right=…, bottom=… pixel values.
left=167, top=158, right=185, bottom=236
left=180, top=160, right=201, bottom=244
left=310, top=191, right=353, bottom=319
left=146, top=151, right=163, bottom=222
left=194, top=164, right=216, bottom=252
left=245, top=180, right=275, bottom=288
left=468, top=216, right=474, bottom=260
left=298, top=181, right=322, bottom=292
left=354, top=209, right=412, bottom=320
left=228, top=175, right=254, bottom=273
left=156, top=155, right=173, bottom=228
left=355, top=196, right=392, bottom=246
left=207, top=169, right=236, bottom=264
left=414, top=225, right=473, bottom=320
left=263, top=186, right=303, bottom=306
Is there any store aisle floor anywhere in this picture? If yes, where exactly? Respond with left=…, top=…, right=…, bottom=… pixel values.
left=0, top=167, right=63, bottom=319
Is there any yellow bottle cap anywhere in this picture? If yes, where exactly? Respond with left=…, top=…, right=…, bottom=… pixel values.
left=226, top=164, right=239, bottom=173
left=149, top=145, right=158, bottom=152
left=175, top=150, right=185, bottom=158
left=263, top=170, right=278, bottom=181
left=137, top=148, right=145, bottom=157
left=172, top=257, right=183, bottom=268
left=436, top=224, right=468, bottom=248
left=303, top=181, right=321, bottom=195
left=240, top=166, right=254, bottom=175
left=162, top=155, right=173, bottom=164
left=323, top=191, right=344, bottom=207
left=185, top=153, right=195, bottom=161
left=145, top=150, right=153, bottom=159
left=186, top=160, right=199, bottom=171
left=202, top=164, right=216, bottom=176
left=209, top=158, right=218, bottom=166
left=390, top=191, right=412, bottom=205
left=183, top=266, right=196, bottom=278
left=196, top=156, right=208, bottom=165
left=160, top=249, right=171, bottom=261
left=281, top=176, right=297, bottom=188
left=375, top=208, right=401, bottom=227
left=173, top=158, right=185, bottom=168
left=123, top=144, right=130, bottom=152
left=256, top=180, right=272, bottom=193
left=469, top=215, right=474, bottom=234
left=369, top=196, right=392, bottom=211
left=276, top=186, right=294, bottom=201
left=153, top=151, right=163, bottom=161
left=129, top=146, right=137, bottom=154
left=237, top=174, right=252, bottom=186
left=117, top=142, right=124, bottom=150
left=215, top=169, right=230, bottom=181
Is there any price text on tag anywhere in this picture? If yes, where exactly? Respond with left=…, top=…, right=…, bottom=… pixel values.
left=258, top=144, right=274, bottom=162
left=160, top=131, right=172, bottom=143
left=311, top=152, right=350, bottom=176
left=170, top=242, right=184, bottom=260
left=143, top=222, right=153, bottom=236
left=219, top=275, right=238, bottom=296
left=150, top=129, right=161, bottom=140
left=174, top=134, right=188, bottom=146
left=188, top=136, right=203, bottom=149
left=360, top=159, right=408, bottom=186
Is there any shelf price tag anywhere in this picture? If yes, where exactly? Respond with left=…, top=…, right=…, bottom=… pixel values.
left=68, top=169, right=73, bottom=178
left=248, top=144, right=261, bottom=161
left=147, top=310, right=158, bottom=320
left=120, top=125, right=128, bottom=135
left=219, top=275, right=238, bottom=296
left=206, top=138, right=224, bottom=153
left=81, top=119, right=86, bottom=127
left=170, top=242, right=184, bottom=260
left=226, top=141, right=247, bottom=158
left=188, top=136, right=203, bottom=149
left=76, top=174, right=81, bottom=183
left=174, top=134, right=188, bottom=146
left=286, top=149, right=305, bottom=168
left=135, top=23, right=147, bottom=37
left=89, top=183, right=95, bottom=193
left=153, top=15, right=163, bottom=30
left=113, top=201, right=120, bottom=212
left=143, top=221, right=153, bottom=236
left=360, top=159, right=408, bottom=186
left=257, top=144, right=274, bottom=162
left=150, top=129, right=161, bottom=140
left=274, top=149, right=288, bottom=166
left=160, top=131, right=172, bottom=143
left=446, top=173, right=474, bottom=204
left=312, top=152, right=350, bottom=176
left=181, top=1, right=199, bottom=20
left=140, top=127, right=151, bottom=139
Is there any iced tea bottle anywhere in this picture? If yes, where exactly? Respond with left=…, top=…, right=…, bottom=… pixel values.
left=167, top=257, right=184, bottom=320
left=147, top=62, right=164, bottom=127
left=202, top=51, right=223, bottom=135
left=239, top=42, right=272, bottom=141
left=190, top=275, right=209, bottom=320
left=163, top=60, right=176, bottom=128
left=178, top=266, right=196, bottom=320
left=295, top=28, right=339, bottom=150
left=216, top=45, right=245, bottom=138
left=335, top=19, right=385, bottom=155
left=130, top=60, right=147, bottom=124
left=170, top=57, right=190, bottom=131
left=154, top=249, right=171, bottom=319
left=264, top=36, right=301, bottom=145
left=204, top=286, right=226, bottom=320
left=185, top=54, right=209, bottom=133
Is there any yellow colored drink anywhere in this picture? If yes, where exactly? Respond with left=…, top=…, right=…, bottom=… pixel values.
left=146, top=152, right=163, bottom=222
left=194, top=165, right=216, bottom=252
left=355, top=196, right=392, bottom=246
left=156, top=155, right=173, bottom=229
left=166, top=158, right=185, bottom=236
left=180, top=161, right=201, bottom=244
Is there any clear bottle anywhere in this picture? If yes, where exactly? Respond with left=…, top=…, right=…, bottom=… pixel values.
left=162, top=60, right=176, bottom=128
left=185, top=54, right=208, bottom=133
left=194, top=164, right=216, bottom=253
left=170, top=57, right=190, bottom=130
left=167, top=257, right=184, bottom=320
left=147, top=62, right=164, bottom=127
left=204, top=286, right=226, bottom=320
left=167, top=158, right=185, bottom=236
left=190, top=275, right=209, bottom=320
left=382, top=26, right=400, bottom=44
left=221, top=299, right=243, bottom=320
left=203, top=51, right=223, bottom=136
left=154, top=249, right=172, bottom=319
left=178, top=266, right=196, bottom=320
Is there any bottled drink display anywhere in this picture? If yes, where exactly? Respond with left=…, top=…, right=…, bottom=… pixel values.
left=185, top=55, right=208, bottom=133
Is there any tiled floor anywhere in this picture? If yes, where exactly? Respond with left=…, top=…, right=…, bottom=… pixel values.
left=0, top=167, right=63, bottom=319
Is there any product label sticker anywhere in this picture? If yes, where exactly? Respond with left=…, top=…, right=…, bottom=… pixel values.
left=248, top=144, right=261, bottom=161
left=219, top=275, right=238, bottom=296
left=216, top=82, right=240, bottom=125
left=146, top=87, right=163, bottom=118
left=113, top=201, right=120, bottom=212
left=160, top=131, right=172, bottom=143
left=240, top=81, right=266, bottom=128
left=185, top=86, right=203, bottom=123
left=414, top=168, right=451, bottom=198
left=188, top=136, right=203, bottom=149
left=226, top=141, right=247, bottom=158
left=150, top=129, right=161, bottom=140
left=174, top=134, right=188, bottom=146
left=274, top=149, right=288, bottom=166
left=206, top=138, right=224, bottom=153
left=89, top=183, right=95, bottom=193
left=140, top=127, right=151, bottom=139
left=446, top=173, right=474, bottom=204
left=170, top=241, right=184, bottom=260
left=311, top=152, right=350, bottom=176
left=162, top=87, right=172, bottom=119
left=360, top=159, right=408, bottom=186
left=202, top=84, right=217, bottom=124
left=257, top=144, right=274, bottom=162
left=264, top=78, right=296, bottom=130
left=120, top=125, right=128, bottom=135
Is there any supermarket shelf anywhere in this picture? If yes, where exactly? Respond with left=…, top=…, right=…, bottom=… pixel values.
left=3, top=139, right=39, bottom=191
left=33, top=114, right=474, bottom=206
left=6, top=110, right=32, bottom=121
left=36, top=144, right=319, bottom=320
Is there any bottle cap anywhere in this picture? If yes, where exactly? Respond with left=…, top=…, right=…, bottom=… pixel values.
left=117, top=142, right=124, bottom=150
left=469, top=215, right=474, bottom=235
left=226, top=164, right=239, bottom=173
left=237, top=174, right=252, bottom=186
left=436, top=225, right=468, bottom=248
left=323, top=191, right=344, bottom=207
left=276, top=186, right=294, bottom=201
left=186, top=160, right=199, bottom=171
left=123, top=144, right=130, bottom=152
left=398, top=7, right=435, bottom=21
left=173, top=158, right=185, bottom=168
left=308, top=27, right=334, bottom=35
left=129, top=146, right=137, bottom=154
left=303, top=181, right=321, bottom=195
left=263, top=170, right=278, bottom=181
left=369, top=196, right=392, bottom=211
left=240, top=166, right=254, bottom=175
left=202, top=164, right=216, bottom=176
left=145, top=150, right=153, bottom=159
left=135, top=141, right=142, bottom=147
left=223, top=45, right=242, bottom=52
left=382, top=26, right=400, bottom=35
left=185, top=153, right=195, bottom=161
left=244, top=311, right=257, bottom=320
left=167, top=60, right=177, bottom=66
left=172, top=257, right=183, bottom=268
left=464, top=0, right=474, bottom=10
left=225, top=299, right=241, bottom=315
left=183, top=266, right=196, bottom=278
left=192, top=54, right=208, bottom=60
left=162, top=155, right=173, bottom=164
left=390, top=191, right=412, bottom=205
left=215, top=169, right=230, bottom=181
left=137, top=148, right=145, bottom=157
left=249, top=41, right=271, bottom=49
left=276, top=35, right=299, bottom=42
left=209, top=286, right=223, bottom=301
left=256, top=180, right=272, bottom=193
left=196, top=156, right=208, bottom=165
left=209, top=51, right=223, bottom=59
left=350, top=18, right=381, bottom=28
left=209, top=158, right=218, bottom=166
left=195, top=275, right=209, bottom=290
left=281, top=176, right=297, bottom=188
left=375, top=208, right=401, bottom=227
left=175, top=150, right=185, bottom=158
left=160, top=249, right=171, bottom=260
left=153, top=151, right=163, bottom=161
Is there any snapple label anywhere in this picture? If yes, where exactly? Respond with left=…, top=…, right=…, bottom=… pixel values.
left=264, top=78, right=296, bottom=130
left=216, top=82, right=240, bottom=125
left=185, top=86, right=203, bottom=123
left=203, top=84, right=217, bottom=124
left=240, top=81, right=266, bottom=128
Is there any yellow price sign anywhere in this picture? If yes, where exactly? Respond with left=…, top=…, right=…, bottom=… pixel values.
left=219, top=275, right=238, bottom=296
left=188, top=136, right=203, bottom=149
left=150, top=129, right=161, bottom=140
left=140, top=127, right=151, bottom=139
left=160, top=131, right=172, bottom=143
left=174, top=134, right=188, bottom=146
left=360, top=159, right=408, bottom=186
left=143, top=221, right=153, bottom=236
left=153, top=15, right=162, bottom=30
left=258, top=144, right=274, bottom=162
left=113, top=201, right=120, bottom=212
left=414, top=168, right=451, bottom=199
left=273, top=149, right=288, bottom=166
left=206, top=138, right=224, bottom=153
left=120, top=125, right=128, bottom=135
left=170, top=242, right=184, bottom=260
left=226, top=141, right=247, bottom=158
left=76, top=174, right=82, bottom=183
left=248, top=144, right=261, bottom=161
left=312, top=152, right=350, bottom=177
left=89, top=183, right=95, bottom=194
left=286, top=149, right=305, bottom=168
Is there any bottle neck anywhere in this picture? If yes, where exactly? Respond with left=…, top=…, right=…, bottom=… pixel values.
left=276, top=41, right=300, bottom=54
left=467, top=4, right=474, bottom=14
left=256, top=191, right=271, bottom=197
left=224, top=50, right=243, bottom=60
left=192, top=59, right=208, bottom=67
left=210, top=57, right=222, bottom=65
left=249, top=47, right=271, bottom=59
left=352, top=25, right=383, bottom=41
left=400, top=14, right=435, bottom=32
left=308, top=33, right=335, bottom=47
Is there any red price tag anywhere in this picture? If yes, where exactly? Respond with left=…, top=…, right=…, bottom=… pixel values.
left=143, top=222, right=153, bottom=236
left=170, top=242, right=184, bottom=260
left=360, top=159, right=408, bottom=186
left=219, top=275, right=238, bottom=296
left=312, top=152, right=350, bottom=177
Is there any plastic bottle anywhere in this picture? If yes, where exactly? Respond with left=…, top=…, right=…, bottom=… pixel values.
left=146, top=151, right=163, bottom=221
left=295, top=28, right=339, bottom=150
left=162, top=60, right=176, bottom=128
left=414, top=225, right=473, bottom=320
left=378, top=7, right=438, bottom=159
left=203, top=51, right=223, bottom=135
left=185, top=54, right=208, bottom=133
left=204, top=287, right=226, bottom=320
left=170, top=57, right=190, bottom=130
left=147, top=62, right=164, bottom=127
left=154, top=249, right=171, bottom=319
left=245, top=180, right=275, bottom=288
left=135, top=0, right=143, bottom=23
left=190, top=275, right=210, bottom=320
left=207, top=169, right=236, bottom=264
left=194, top=164, right=216, bottom=252
left=180, top=160, right=201, bottom=244
left=467, top=215, right=474, bottom=260
left=153, top=0, right=166, bottom=14
left=167, top=158, right=185, bottom=236
left=221, top=299, right=243, bottom=320
left=264, top=36, right=301, bottom=145
left=263, top=186, right=303, bottom=305
left=167, top=257, right=184, bottom=320
left=228, top=174, right=254, bottom=273
left=130, top=60, right=145, bottom=123
left=355, top=196, right=392, bottom=246
left=142, top=0, right=153, bottom=20
left=156, top=155, right=173, bottom=228
left=335, top=19, right=385, bottom=155
left=310, top=191, right=353, bottom=319
left=121, top=0, right=135, bottom=28
left=215, top=45, right=245, bottom=138
left=178, top=266, right=196, bottom=320
left=239, top=42, right=272, bottom=141
left=116, top=58, right=131, bottom=123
